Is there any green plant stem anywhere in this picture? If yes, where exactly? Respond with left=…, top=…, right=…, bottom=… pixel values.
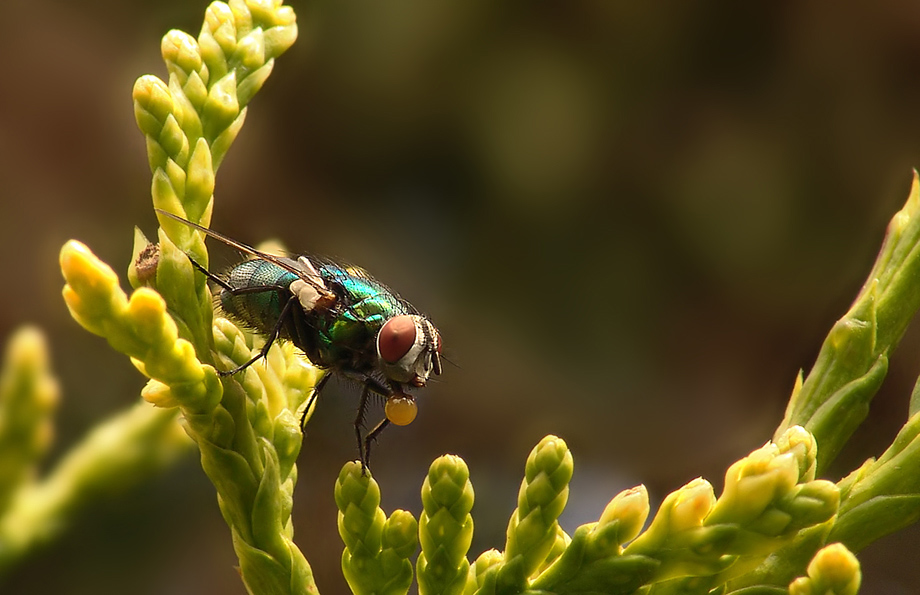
left=0, top=402, right=188, bottom=576
left=776, top=172, right=920, bottom=474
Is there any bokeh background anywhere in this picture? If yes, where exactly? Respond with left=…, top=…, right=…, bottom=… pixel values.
left=4, top=0, right=920, bottom=593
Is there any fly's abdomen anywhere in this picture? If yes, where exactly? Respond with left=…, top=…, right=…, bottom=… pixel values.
left=220, top=259, right=298, bottom=333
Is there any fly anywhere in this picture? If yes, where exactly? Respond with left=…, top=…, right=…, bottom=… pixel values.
left=155, top=209, right=442, bottom=470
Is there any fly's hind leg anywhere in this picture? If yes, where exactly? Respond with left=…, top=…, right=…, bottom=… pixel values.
left=216, top=292, right=296, bottom=376
left=300, top=372, right=331, bottom=431
left=186, top=255, right=233, bottom=292
left=185, top=255, right=296, bottom=377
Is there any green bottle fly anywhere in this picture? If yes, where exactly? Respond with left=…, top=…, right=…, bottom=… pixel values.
left=156, top=210, right=442, bottom=469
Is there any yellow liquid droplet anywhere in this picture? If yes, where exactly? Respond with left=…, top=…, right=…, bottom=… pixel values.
left=385, top=395, right=418, bottom=426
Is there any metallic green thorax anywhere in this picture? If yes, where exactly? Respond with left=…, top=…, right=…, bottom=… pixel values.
left=221, top=257, right=415, bottom=375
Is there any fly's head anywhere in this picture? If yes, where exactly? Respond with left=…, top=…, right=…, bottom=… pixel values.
left=376, top=314, right=442, bottom=389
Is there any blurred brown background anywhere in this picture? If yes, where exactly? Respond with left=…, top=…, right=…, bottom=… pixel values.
left=3, top=0, right=920, bottom=593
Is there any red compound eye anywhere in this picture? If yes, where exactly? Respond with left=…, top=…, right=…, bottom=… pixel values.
left=378, top=315, right=417, bottom=363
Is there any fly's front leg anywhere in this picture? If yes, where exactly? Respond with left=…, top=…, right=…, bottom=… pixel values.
left=353, top=378, right=392, bottom=472
left=362, top=418, right=390, bottom=474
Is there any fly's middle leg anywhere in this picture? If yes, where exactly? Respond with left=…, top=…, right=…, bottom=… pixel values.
left=216, top=292, right=297, bottom=376
left=300, top=372, right=331, bottom=431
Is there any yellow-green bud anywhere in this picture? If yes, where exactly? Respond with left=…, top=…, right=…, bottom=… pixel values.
left=264, top=20, right=298, bottom=59
left=622, top=478, right=715, bottom=562
left=204, top=2, right=238, bottom=57
left=237, top=62, right=275, bottom=107
left=249, top=0, right=294, bottom=28
left=523, top=435, right=573, bottom=521
left=537, top=525, right=570, bottom=574
left=229, top=0, right=254, bottom=36
left=183, top=70, right=210, bottom=110
left=669, top=478, right=716, bottom=533
left=203, top=72, right=240, bottom=140
left=152, top=169, right=185, bottom=227
left=61, top=240, right=127, bottom=335
left=185, top=138, right=215, bottom=221
left=160, top=114, right=190, bottom=163
left=504, top=435, right=573, bottom=578
left=418, top=455, right=473, bottom=595
left=271, top=408, right=302, bottom=475
left=133, top=75, right=173, bottom=139
left=464, top=549, right=503, bottom=595
left=162, top=30, right=203, bottom=81
left=789, top=543, right=861, bottom=595
left=0, top=326, right=60, bottom=513
left=210, top=107, right=247, bottom=169
left=336, top=462, right=384, bottom=551
left=236, top=30, right=266, bottom=74
left=587, top=485, right=650, bottom=557
left=141, top=379, right=178, bottom=408
left=384, top=510, right=419, bottom=560
left=336, top=461, right=419, bottom=595
left=780, top=480, right=840, bottom=533
left=775, top=425, right=818, bottom=482
left=708, top=444, right=798, bottom=526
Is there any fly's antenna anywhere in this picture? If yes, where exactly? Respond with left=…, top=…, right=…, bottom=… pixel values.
left=438, top=353, right=460, bottom=370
